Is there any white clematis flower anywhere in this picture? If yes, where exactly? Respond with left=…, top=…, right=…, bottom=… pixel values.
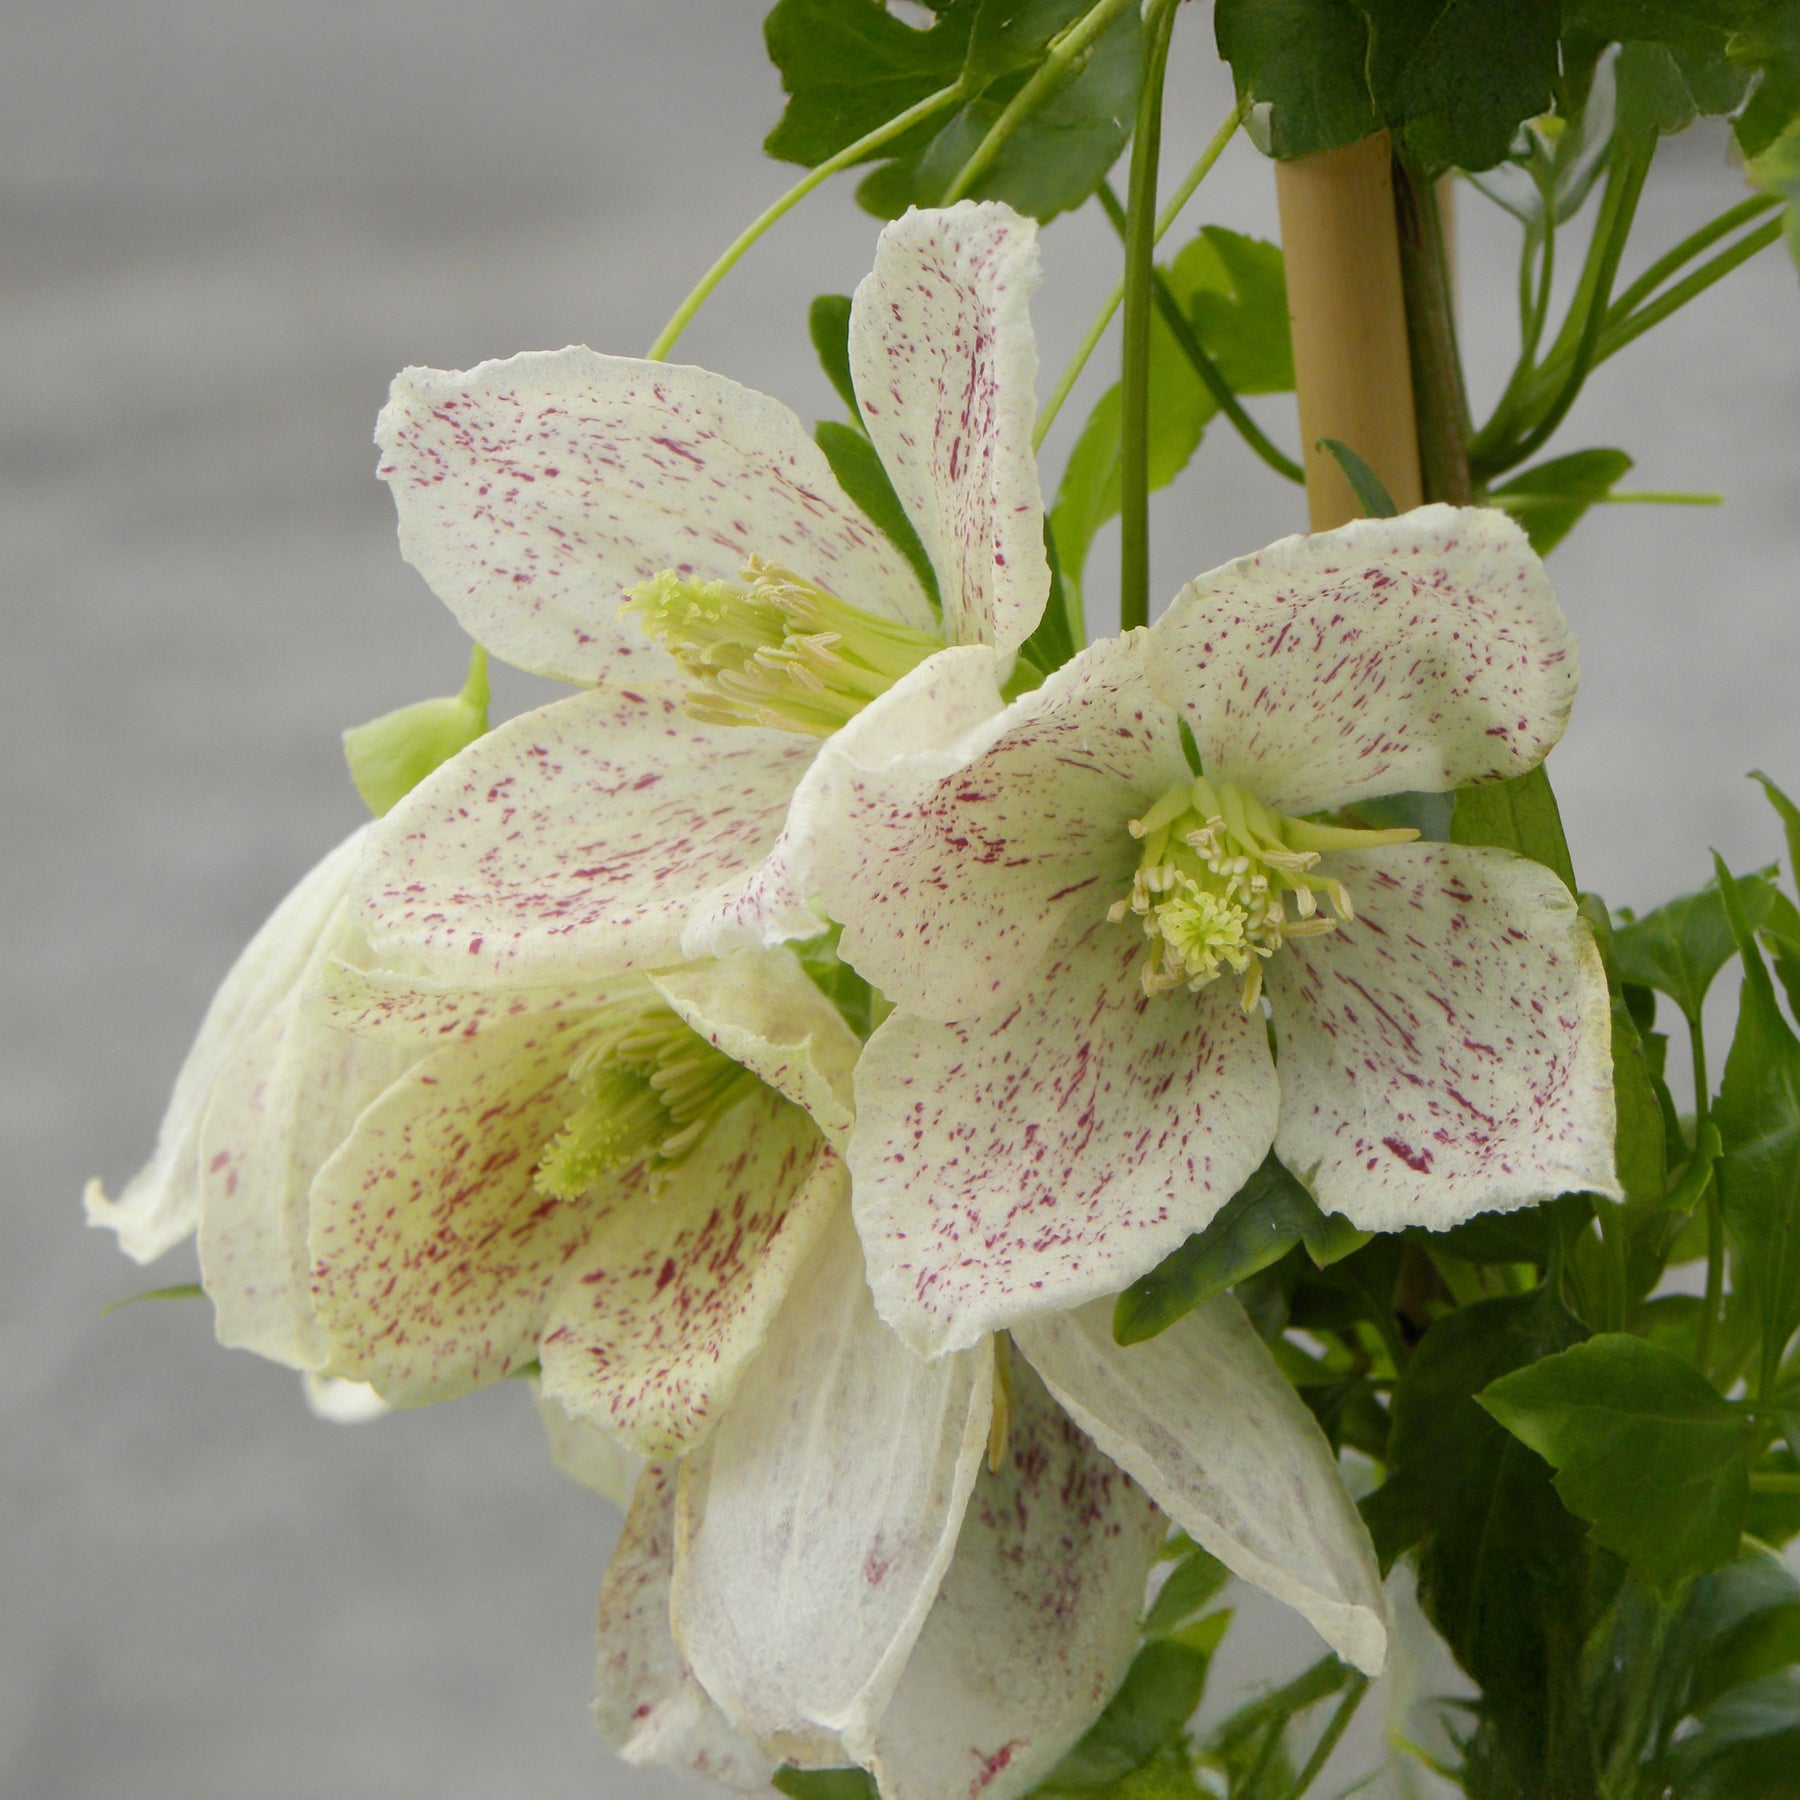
left=356, top=199, right=1050, bottom=986
left=596, top=1207, right=1386, bottom=1800
left=813, top=507, right=1619, bottom=1356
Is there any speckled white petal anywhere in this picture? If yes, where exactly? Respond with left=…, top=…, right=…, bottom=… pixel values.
left=534, top=1382, right=642, bottom=1505
left=596, top=1463, right=779, bottom=1791
left=378, top=349, right=932, bottom=684
left=673, top=1206, right=994, bottom=1760
left=538, top=1093, right=844, bottom=1456
left=307, top=956, right=614, bottom=1043
left=1013, top=1297, right=1387, bottom=1675
left=651, top=947, right=862, bottom=1147
left=1267, top=842, right=1618, bottom=1232
left=197, top=992, right=415, bottom=1370
left=867, top=1352, right=1166, bottom=1800
left=850, top=203, right=1048, bottom=656
left=820, top=630, right=1185, bottom=1024
left=355, top=680, right=818, bottom=984
left=685, top=644, right=1009, bottom=961
left=308, top=1005, right=604, bottom=1402
left=1149, top=507, right=1579, bottom=815
left=84, top=831, right=367, bottom=1264
left=850, top=915, right=1278, bottom=1357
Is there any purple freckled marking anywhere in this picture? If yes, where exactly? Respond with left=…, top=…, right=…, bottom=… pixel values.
left=1383, top=1137, right=1433, bottom=1173
left=654, top=1257, right=678, bottom=1293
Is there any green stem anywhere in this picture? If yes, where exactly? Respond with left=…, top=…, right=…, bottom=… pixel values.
left=1599, top=490, right=1722, bottom=506
left=1692, top=1015, right=1726, bottom=1378
left=1393, top=157, right=1473, bottom=505
left=1751, top=1472, right=1800, bottom=1495
left=1473, top=146, right=1651, bottom=480
left=1594, top=218, right=1785, bottom=364
left=646, top=82, right=963, bottom=360
left=1033, top=107, right=1239, bottom=450
left=1606, top=192, right=1782, bottom=326
left=1284, top=1675, right=1370, bottom=1799
left=1117, top=0, right=1180, bottom=634
left=1096, top=184, right=1305, bottom=483
left=944, top=0, right=1140, bottom=204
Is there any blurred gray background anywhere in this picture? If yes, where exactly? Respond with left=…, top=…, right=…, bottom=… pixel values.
left=5, top=3, right=1796, bottom=1796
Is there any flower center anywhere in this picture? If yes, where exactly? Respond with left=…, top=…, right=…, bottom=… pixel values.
left=624, top=556, right=942, bottom=737
left=1108, top=775, right=1418, bottom=1008
left=535, top=997, right=759, bottom=1199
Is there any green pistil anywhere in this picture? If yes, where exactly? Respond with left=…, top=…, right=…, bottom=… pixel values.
left=534, top=999, right=758, bottom=1200
left=624, top=556, right=943, bottom=737
left=1109, top=774, right=1418, bottom=1007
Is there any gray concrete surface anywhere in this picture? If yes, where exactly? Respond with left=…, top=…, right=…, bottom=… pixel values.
left=4, top=3, right=1795, bottom=1796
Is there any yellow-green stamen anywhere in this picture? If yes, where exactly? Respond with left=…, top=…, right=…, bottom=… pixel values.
left=1109, top=775, right=1418, bottom=1008
left=624, top=556, right=942, bottom=736
left=535, top=998, right=758, bottom=1199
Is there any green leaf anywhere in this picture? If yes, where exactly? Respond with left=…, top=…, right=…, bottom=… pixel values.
left=1479, top=1332, right=1752, bottom=1595
left=1730, top=2, right=1800, bottom=161
left=1317, top=438, right=1397, bottom=518
left=814, top=420, right=941, bottom=611
left=1614, top=865, right=1790, bottom=1026
left=768, top=0, right=1147, bottom=222
left=101, top=1281, right=206, bottom=1318
left=1018, top=515, right=1079, bottom=677
left=1485, top=448, right=1634, bottom=556
left=1713, top=853, right=1800, bottom=1396
left=342, top=645, right=489, bottom=818
left=1166, top=228, right=1294, bottom=395
left=1037, top=1640, right=1211, bottom=1791
left=1360, top=0, right=1561, bottom=174
left=1112, top=1155, right=1360, bottom=1345
left=1747, top=1445, right=1800, bottom=1548
left=763, top=0, right=970, bottom=168
left=1660, top=1670, right=1800, bottom=1800
left=773, top=1769, right=877, bottom=1800
left=809, top=292, right=860, bottom=419
left=1142, top=1544, right=1230, bottom=1638
left=1361, top=1291, right=1604, bottom=1792
left=1450, top=762, right=1577, bottom=895
left=1752, top=768, right=1800, bottom=895
left=1213, top=0, right=1378, bottom=160
left=1200, top=1655, right=1356, bottom=1797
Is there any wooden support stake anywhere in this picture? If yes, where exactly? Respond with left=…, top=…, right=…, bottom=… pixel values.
left=1274, top=132, right=1424, bottom=531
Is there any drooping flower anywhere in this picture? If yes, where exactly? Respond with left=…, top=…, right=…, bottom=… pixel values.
left=596, top=1206, right=1386, bottom=1799
left=355, top=199, right=1050, bottom=986
left=811, top=507, right=1619, bottom=1355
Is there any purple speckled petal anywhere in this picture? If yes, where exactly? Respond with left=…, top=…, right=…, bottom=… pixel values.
left=1013, top=1297, right=1387, bottom=1674
left=84, top=830, right=367, bottom=1265
left=595, top=1462, right=779, bottom=1791
left=819, top=631, right=1186, bottom=1024
left=850, top=202, right=1048, bottom=656
left=651, top=948, right=862, bottom=1148
left=849, top=915, right=1278, bottom=1357
left=538, top=1092, right=843, bottom=1456
left=354, top=679, right=819, bottom=984
left=197, top=985, right=415, bottom=1372
left=378, top=348, right=932, bottom=684
left=867, top=1352, right=1167, bottom=1800
left=308, top=1005, right=605, bottom=1402
left=672, top=1206, right=993, bottom=1760
left=1149, top=507, right=1579, bottom=815
left=1267, top=842, right=1618, bottom=1232
left=686, top=644, right=1009, bottom=962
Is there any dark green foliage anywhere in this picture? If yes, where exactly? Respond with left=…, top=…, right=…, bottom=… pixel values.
left=1450, top=763, right=1578, bottom=894
left=1613, top=865, right=1796, bottom=1026
left=1480, top=1333, right=1753, bottom=1595
left=1487, top=448, right=1633, bottom=555
left=764, top=0, right=1144, bottom=220
left=1113, top=1155, right=1364, bottom=1346
left=1714, top=856, right=1800, bottom=1397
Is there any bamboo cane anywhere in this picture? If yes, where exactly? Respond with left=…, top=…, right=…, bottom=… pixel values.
left=1274, top=132, right=1424, bottom=530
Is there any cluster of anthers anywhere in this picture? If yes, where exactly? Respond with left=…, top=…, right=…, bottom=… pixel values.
left=1110, top=774, right=1418, bottom=1007
left=534, top=993, right=759, bottom=1200
left=624, top=556, right=940, bottom=737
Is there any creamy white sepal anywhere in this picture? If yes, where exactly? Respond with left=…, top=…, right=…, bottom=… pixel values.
left=867, top=1352, right=1167, bottom=1800
left=672, top=1206, right=994, bottom=1758
left=595, top=1463, right=780, bottom=1791
left=1013, top=1295, right=1387, bottom=1675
